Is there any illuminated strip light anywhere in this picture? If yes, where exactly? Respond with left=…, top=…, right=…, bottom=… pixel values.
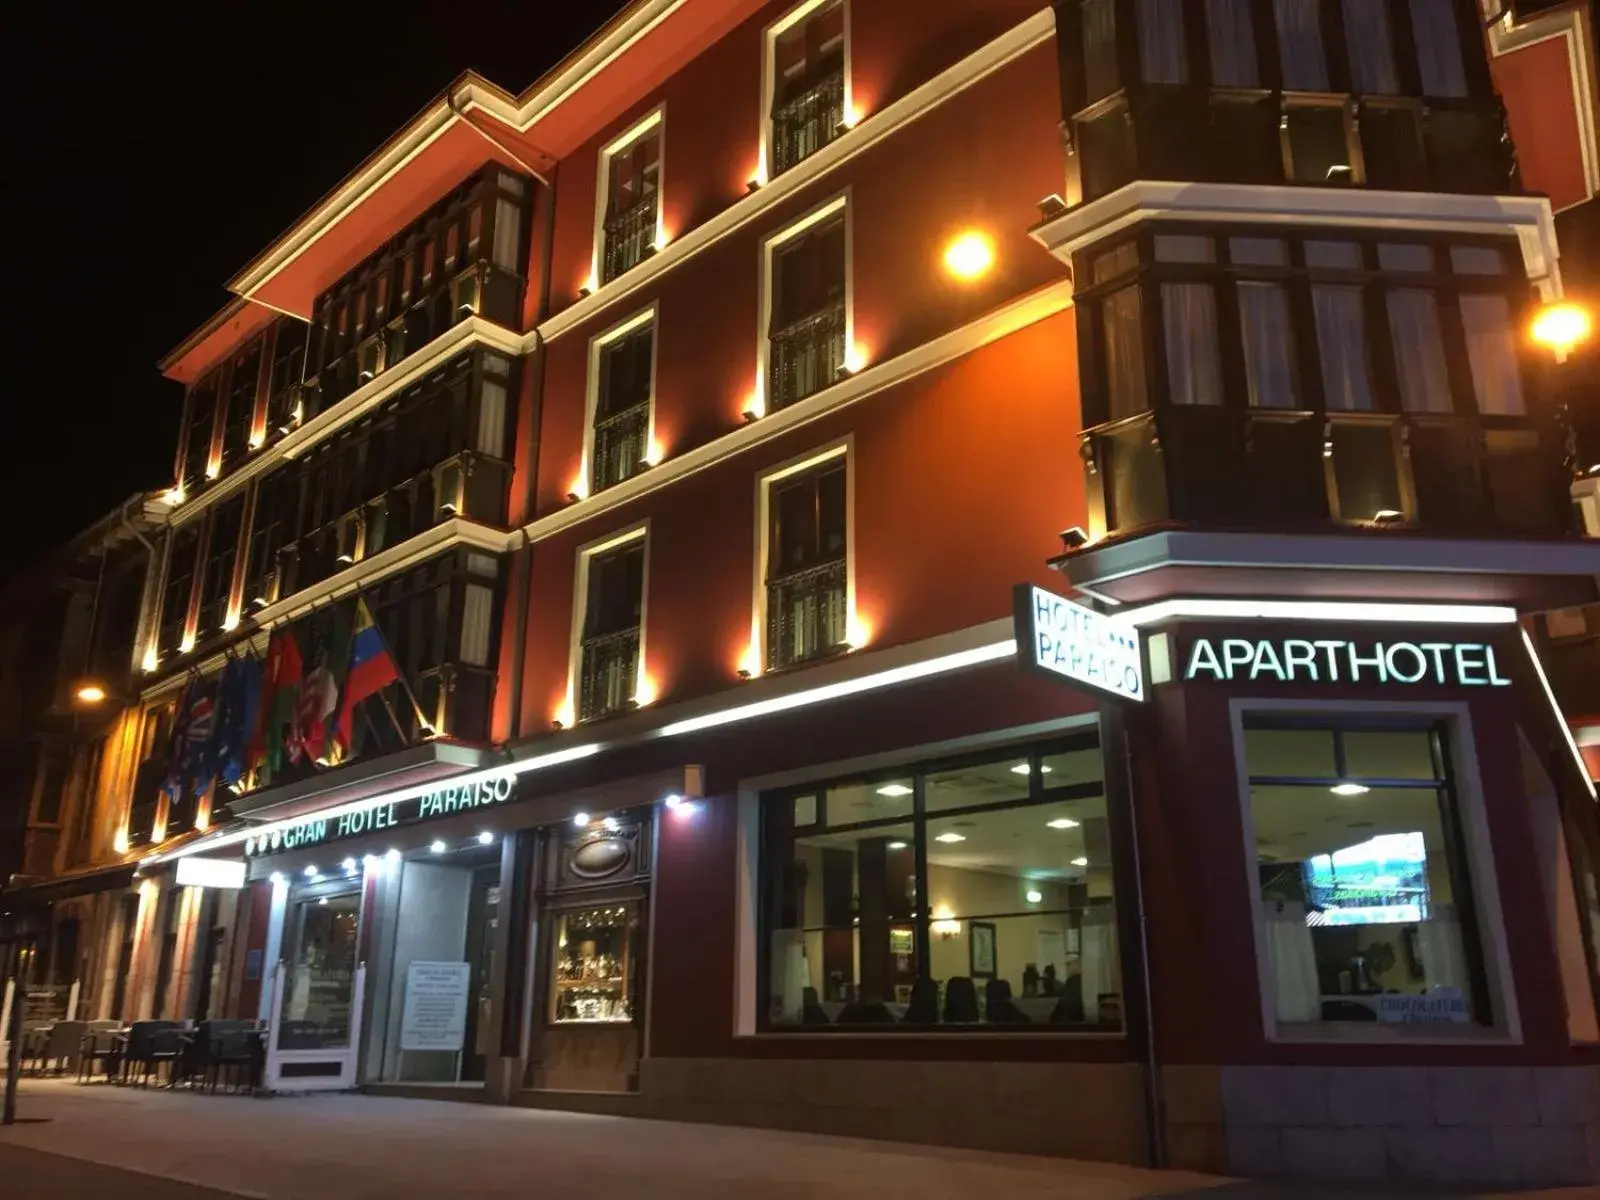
left=141, top=742, right=603, bottom=865
left=1117, top=598, right=1519, bottom=629
left=658, top=641, right=1017, bottom=739
left=1520, top=628, right=1598, bottom=801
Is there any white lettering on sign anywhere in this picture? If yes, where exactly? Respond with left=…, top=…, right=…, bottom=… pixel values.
left=1020, top=586, right=1144, bottom=702
left=246, top=774, right=517, bottom=858
left=1183, top=638, right=1511, bottom=688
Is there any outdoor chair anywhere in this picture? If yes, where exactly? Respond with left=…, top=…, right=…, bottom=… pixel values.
left=206, top=1023, right=260, bottom=1093
left=37, top=1020, right=88, bottom=1075
left=122, top=1020, right=183, bottom=1086
left=77, top=1020, right=123, bottom=1082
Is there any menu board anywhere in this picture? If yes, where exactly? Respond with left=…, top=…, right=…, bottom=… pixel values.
left=399, top=962, right=471, bottom=1052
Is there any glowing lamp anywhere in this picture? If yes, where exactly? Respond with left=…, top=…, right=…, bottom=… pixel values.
left=943, top=231, right=996, bottom=282
left=74, top=683, right=108, bottom=705
left=1530, top=301, right=1593, bottom=358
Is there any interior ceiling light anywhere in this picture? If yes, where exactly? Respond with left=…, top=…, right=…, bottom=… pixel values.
left=1330, top=783, right=1371, bottom=796
left=876, top=783, right=913, bottom=797
left=935, top=832, right=966, bottom=844
left=1047, top=817, right=1079, bottom=830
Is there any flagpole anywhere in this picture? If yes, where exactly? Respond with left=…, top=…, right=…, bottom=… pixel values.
left=351, top=585, right=435, bottom=736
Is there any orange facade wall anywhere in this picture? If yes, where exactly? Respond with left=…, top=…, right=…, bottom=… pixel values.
left=536, top=39, right=1068, bottom=518
left=514, top=306, right=1081, bottom=740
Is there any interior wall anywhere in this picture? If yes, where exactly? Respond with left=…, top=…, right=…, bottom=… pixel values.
left=380, top=860, right=472, bottom=1082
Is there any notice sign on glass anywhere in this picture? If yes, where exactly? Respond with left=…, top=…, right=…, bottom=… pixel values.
left=399, top=961, right=472, bottom=1053
left=1014, top=584, right=1145, bottom=703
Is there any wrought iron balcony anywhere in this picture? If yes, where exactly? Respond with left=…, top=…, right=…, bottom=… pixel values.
left=770, top=300, right=846, bottom=411
left=578, top=626, right=641, bottom=722
left=601, top=196, right=657, bottom=284
left=593, top=401, right=650, bottom=492
left=767, top=559, right=847, bottom=671
left=772, top=70, right=845, bottom=175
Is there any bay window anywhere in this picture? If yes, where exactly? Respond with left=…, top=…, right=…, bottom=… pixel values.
left=763, top=734, right=1121, bottom=1031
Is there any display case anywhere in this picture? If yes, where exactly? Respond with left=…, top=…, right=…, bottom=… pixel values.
left=550, top=903, right=637, bottom=1024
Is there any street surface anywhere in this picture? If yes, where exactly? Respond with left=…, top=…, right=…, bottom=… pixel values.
left=0, top=1077, right=1590, bottom=1199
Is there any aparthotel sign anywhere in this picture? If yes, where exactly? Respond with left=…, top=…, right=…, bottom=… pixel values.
left=1014, top=584, right=1145, bottom=703
left=244, top=775, right=516, bottom=859
left=1183, top=637, right=1512, bottom=688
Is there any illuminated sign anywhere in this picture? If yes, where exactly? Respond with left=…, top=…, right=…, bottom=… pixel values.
left=1183, top=637, right=1511, bottom=688
left=244, top=775, right=516, bottom=859
left=174, top=856, right=247, bottom=889
left=1014, top=585, right=1144, bottom=702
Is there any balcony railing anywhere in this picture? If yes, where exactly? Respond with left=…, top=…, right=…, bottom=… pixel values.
left=772, top=70, right=845, bottom=175
left=578, top=626, right=641, bottom=722
left=767, top=559, right=847, bottom=671
left=601, top=196, right=656, bottom=284
left=593, top=401, right=650, bottom=492
left=770, top=300, right=846, bottom=411
left=1082, top=408, right=1571, bottom=538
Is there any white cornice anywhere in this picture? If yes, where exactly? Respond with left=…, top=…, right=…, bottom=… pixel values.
left=137, top=518, right=512, bottom=703
left=535, top=8, right=1058, bottom=344
left=169, top=318, right=535, bottom=529
left=1031, top=181, right=1565, bottom=298
left=522, top=277, right=1075, bottom=545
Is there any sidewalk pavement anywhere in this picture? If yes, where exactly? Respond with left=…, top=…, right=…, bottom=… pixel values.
left=0, top=1078, right=1589, bottom=1200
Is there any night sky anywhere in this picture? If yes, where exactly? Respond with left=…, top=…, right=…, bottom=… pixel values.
left=7, top=1, right=626, bottom=577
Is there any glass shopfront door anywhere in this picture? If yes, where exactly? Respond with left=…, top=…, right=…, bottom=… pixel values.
left=279, top=889, right=361, bottom=1049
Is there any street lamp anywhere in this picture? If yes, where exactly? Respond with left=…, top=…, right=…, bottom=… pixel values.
left=73, top=682, right=108, bottom=706
left=1529, top=299, right=1595, bottom=480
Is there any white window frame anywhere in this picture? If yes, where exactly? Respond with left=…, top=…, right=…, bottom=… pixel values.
left=750, top=436, right=856, bottom=678
left=564, top=521, right=652, bottom=723
left=589, top=106, right=667, bottom=291
left=581, top=305, right=660, bottom=497
left=1228, top=697, right=1522, bottom=1044
left=758, top=0, right=854, bottom=185
left=754, top=191, right=853, bottom=418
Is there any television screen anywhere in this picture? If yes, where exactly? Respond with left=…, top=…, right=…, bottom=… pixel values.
left=1301, top=831, right=1429, bottom=927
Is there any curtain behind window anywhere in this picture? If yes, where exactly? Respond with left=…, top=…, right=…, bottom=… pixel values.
left=1162, top=283, right=1225, bottom=405
left=1409, top=0, right=1468, bottom=97
left=1313, top=286, right=1374, bottom=411
left=1459, top=294, right=1525, bottom=415
left=1207, top=0, right=1260, bottom=86
left=1273, top=0, right=1330, bottom=91
left=1102, top=285, right=1149, bottom=420
left=1137, top=0, right=1187, bottom=84
left=1387, top=290, right=1454, bottom=413
left=1239, top=282, right=1299, bottom=407
left=1083, top=0, right=1120, bottom=103
left=1343, top=0, right=1400, bottom=94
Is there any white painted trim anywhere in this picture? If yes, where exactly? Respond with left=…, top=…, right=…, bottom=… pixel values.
left=561, top=521, right=651, bottom=728
left=169, top=317, right=534, bottom=528
left=1482, top=0, right=1600, bottom=205
left=1520, top=627, right=1599, bottom=802
left=589, top=105, right=668, bottom=292
left=1229, top=698, right=1522, bottom=1046
left=579, top=305, right=660, bottom=499
left=1118, top=598, right=1521, bottom=629
left=756, top=191, right=851, bottom=417
left=758, top=0, right=854, bottom=187
left=137, top=518, right=510, bottom=702
left=527, top=276, right=1076, bottom=544
left=1030, top=181, right=1567, bottom=299
left=539, top=8, right=1056, bottom=343
left=751, top=437, right=853, bottom=677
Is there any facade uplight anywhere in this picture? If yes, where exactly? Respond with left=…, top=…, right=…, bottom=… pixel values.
left=1530, top=301, right=1593, bottom=358
left=943, top=231, right=996, bottom=282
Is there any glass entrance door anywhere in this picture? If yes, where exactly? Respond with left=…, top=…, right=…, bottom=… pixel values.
left=459, top=865, right=501, bottom=1082
left=279, top=890, right=360, bottom=1049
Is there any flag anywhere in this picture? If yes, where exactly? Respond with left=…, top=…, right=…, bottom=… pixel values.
left=335, top=599, right=400, bottom=751
left=296, top=607, right=350, bottom=764
left=252, top=626, right=304, bottom=779
left=215, top=654, right=261, bottom=787
left=183, top=678, right=218, bottom=799
left=161, top=677, right=194, bottom=803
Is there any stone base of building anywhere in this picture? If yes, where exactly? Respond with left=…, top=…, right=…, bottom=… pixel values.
left=1166, top=1063, right=1600, bottom=1186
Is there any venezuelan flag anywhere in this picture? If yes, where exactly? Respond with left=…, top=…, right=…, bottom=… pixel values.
left=336, top=599, right=400, bottom=749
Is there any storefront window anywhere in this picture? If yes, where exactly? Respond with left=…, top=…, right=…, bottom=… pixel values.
left=763, top=731, right=1120, bottom=1031
left=1242, top=718, right=1491, bottom=1030
left=279, top=891, right=360, bottom=1049
left=551, top=903, right=637, bottom=1024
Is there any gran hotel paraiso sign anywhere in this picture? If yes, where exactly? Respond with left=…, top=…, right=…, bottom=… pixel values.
left=244, top=776, right=516, bottom=859
left=1182, top=637, right=1512, bottom=688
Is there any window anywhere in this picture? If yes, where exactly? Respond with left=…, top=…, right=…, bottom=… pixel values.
left=762, top=734, right=1120, bottom=1030
left=1206, top=0, right=1259, bottom=87
left=1273, top=0, right=1330, bottom=91
left=1158, top=240, right=1225, bottom=407
left=766, top=459, right=847, bottom=670
left=591, top=319, right=654, bottom=492
left=551, top=903, right=639, bottom=1023
left=1342, top=0, right=1400, bottom=95
left=1284, top=103, right=1354, bottom=184
left=1458, top=294, right=1523, bottom=416
left=768, top=210, right=846, bottom=410
left=160, top=526, right=200, bottom=653
left=1241, top=718, right=1493, bottom=1032
left=267, top=321, right=307, bottom=436
left=599, top=117, right=661, bottom=284
left=196, top=496, right=244, bottom=638
left=576, top=533, right=645, bottom=722
left=1137, top=0, right=1186, bottom=84
left=221, top=344, right=262, bottom=466
left=181, top=380, right=218, bottom=490
left=1233, top=239, right=1300, bottom=408
left=1408, top=0, right=1467, bottom=98
left=33, top=750, right=68, bottom=826
left=769, top=0, right=846, bottom=175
